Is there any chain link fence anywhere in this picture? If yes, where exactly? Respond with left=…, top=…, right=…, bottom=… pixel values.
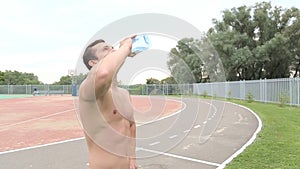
left=1, top=78, right=299, bottom=106
left=193, top=78, right=300, bottom=106
left=0, top=85, right=73, bottom=95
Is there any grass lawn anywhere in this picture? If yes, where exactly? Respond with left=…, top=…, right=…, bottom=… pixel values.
left=225, top=100, right=300, bottom=169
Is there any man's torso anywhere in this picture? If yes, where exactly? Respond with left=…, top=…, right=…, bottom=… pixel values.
left=79, top=80, right=134, bottom=169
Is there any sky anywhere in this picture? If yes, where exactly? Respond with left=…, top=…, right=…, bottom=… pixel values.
left=0, top=0, right=299, bottom=84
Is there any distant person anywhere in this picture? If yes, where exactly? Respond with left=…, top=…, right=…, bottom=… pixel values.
left=33, top=87, right=38, bottom=96
left=79, top=35, right=138, bottom=169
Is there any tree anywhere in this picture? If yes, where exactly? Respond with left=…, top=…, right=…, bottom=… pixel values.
left=283, top=7, right=300, bottom=77
left=168, top=38, right=204, bottom=83
left=0, top=70, right=41, bottom=85
left=168, top=37, right=226, bottom=83
left=146, top=78, right=160, bottom=84
left=160, top=77, right=176, bottom=84
left=53, top=75, right=72, bottom=85
left=0, top=71, right=5, bottom=84
left=208, top=2, right=299, bottom=80
left=22, top=72, right=41, bottom=84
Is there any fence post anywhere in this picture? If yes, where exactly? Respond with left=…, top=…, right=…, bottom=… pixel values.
left=289, top=78, right=292, bottom=106
left=225, top=81, right=228, bottom=99
left=259, top=79, right=262, bottom=102
left=264, top=78, right=267, bottom=103
left=146, top=85, right=148, bottom=95
left=166, top=84, right=168, bottom=95
left=240, top=80, right=245, bottom=100
left=297, top=77, right=300, bottom=107
left=239, top=80, right=242, bottom=100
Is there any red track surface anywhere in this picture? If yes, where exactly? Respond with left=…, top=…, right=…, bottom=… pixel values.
left=0, top=95, right=182, bottom=152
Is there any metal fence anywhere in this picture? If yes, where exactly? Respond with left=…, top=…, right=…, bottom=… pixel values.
left=123, top=78, right=300, bottom=106
left=193, top=78, right=300, bottom=106
left=0, top=85, right=73, bottom=95
left=121, top=84, right=193, bottom=96
left=1, top=78, right=299, bottom=106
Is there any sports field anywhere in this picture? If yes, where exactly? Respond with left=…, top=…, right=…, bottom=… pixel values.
left=0, top=95, right=261, bottom=169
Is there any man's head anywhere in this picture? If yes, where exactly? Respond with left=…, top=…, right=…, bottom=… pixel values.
left=83, top=39, right=114, bottom=70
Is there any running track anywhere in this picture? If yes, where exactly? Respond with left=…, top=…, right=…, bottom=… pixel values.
left=0, top=96, right=262, bottom=169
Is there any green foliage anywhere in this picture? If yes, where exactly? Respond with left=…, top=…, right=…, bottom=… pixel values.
left=0, top=71, right=5, bottom=84
left=246, top=92, right=254, bottom=103
left=168, top=38, right=207, bottom=83
left=213, top=93, right=217, bottom=99
left=0, top=70, right=41, bottom=85
left=202, top=90, right=208, bottom=98
left=227, top=90, right=232, bottom=100
left=53, top=75, right=72, bottom=85
left=208, top=2, right=300, bottom=80
left=126, top=84, right=143, bottom=95
left=160, top=76, right=176, bottom=84
left=279, top=92, right=289, bottom=107
left=146, top=78, right=160, bottom=84
left=226, top=100, right=300, bottom=168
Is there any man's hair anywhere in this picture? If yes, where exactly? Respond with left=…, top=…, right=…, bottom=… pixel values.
left=83, top=39, right=105, bottom=70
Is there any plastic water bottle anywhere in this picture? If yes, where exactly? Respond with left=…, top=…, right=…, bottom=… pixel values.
left=131, top=35, right=151, bottom=55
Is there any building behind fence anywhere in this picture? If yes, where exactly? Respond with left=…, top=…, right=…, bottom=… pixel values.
left=1, top=78, right=299, bottom=106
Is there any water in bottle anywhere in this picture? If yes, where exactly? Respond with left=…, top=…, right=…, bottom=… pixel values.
left=131, top=35, right=151, bottom=55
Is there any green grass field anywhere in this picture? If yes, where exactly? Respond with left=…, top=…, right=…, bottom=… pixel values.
left=225, top=100, right=300, bottom=169
left=0, top=94, right=32, bottom=99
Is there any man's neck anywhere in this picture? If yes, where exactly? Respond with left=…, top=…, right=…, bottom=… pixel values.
left=112, top=78, right=118, bottom=87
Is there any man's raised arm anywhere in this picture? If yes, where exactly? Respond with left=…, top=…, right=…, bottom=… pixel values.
left=95, top=36, right=136, bottom=97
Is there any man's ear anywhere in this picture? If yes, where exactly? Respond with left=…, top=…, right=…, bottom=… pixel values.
left=88, top=60, right=97, bottom=67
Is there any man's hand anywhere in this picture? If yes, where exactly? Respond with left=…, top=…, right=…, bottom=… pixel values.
left=120, top=35, right=136, bottom=49
left=128, top=52, right=137, bottom=57
left=119, top=35, right=137, bottom=57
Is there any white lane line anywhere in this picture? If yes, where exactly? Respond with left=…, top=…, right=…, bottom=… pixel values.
left=139, top=147, right=221, bottom=167
left=194, top=125, right=201, bottom=129
left=183, top=129, right=190, bottom=133
left=149, top=141, right=160, bottom=146
left=217, top=102, right=263, bottom=169
left=0, top=97, right=185, bottom=154
left=203, top=121, right=207, bottom=124
left=0, top=137, right=84, bottom=155
left=169, top=135, right=178, bottom=139
left=137, top=100, right=187, bottom=127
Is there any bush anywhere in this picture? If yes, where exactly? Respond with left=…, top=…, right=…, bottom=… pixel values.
left=246, top=92, right=254, bottom=103
left=202, top=90, right=208, bottom=98
left=227, top=90, right=232, bottom=100
left=213, top=93, right=217, bottom=99
left=279, top=92, right=289, bottom=107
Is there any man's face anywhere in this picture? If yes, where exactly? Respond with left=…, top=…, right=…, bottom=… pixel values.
left=93, top=42, right=115, bottom=61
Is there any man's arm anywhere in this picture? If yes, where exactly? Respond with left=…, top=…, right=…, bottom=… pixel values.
left=95, top=36, right=135, bottom=97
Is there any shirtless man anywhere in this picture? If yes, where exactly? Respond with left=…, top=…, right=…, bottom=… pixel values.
left=78, top=35, right=137, bottom=169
